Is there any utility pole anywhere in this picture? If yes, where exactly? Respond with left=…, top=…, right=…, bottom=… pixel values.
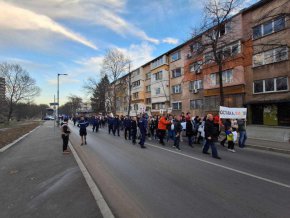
left=127, top=62, right=132, bottom=117
left=57, top=73, right=68, bottom=125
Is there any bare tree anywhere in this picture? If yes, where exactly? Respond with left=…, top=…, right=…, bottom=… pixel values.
left=193, top=0, right=243, bottom=106
left=67, top=95, right=82, bottom=115
left=0, top=63, right=40, bottom=122
left=101, top=49, right=130, bottom=114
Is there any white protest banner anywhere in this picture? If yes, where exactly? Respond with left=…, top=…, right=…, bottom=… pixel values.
left=219, top=106, right=247, bottom=119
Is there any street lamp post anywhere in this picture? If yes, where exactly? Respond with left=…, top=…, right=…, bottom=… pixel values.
left=57, top=73, right=68, bottom=125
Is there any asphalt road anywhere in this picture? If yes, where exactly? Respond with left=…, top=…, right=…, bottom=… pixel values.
left=0, top=121, right=102, bottom=218
left=69, top=123, right=290, bottom=218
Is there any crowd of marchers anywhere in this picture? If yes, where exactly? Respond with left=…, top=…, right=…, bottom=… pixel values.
left=59, top=112, right=247, bottom=159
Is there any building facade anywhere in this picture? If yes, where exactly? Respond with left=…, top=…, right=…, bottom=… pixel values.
left=107, top=0, right=290, bottom=126
left=243, top=0, right=290, bottom=126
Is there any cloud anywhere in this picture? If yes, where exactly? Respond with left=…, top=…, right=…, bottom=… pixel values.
left=5, top=0, right=158, bottom=44
left=115, top=42, right=155, bottom=69
left=162, top=37, right=179, bottom=45
left=0, top=1, right=97, bottom=50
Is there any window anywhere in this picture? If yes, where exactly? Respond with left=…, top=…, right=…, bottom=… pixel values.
left=146, top=85, right=151, bottom=92
left=204, top=52, right=213, bottom=64
left=172, top=84, right=182, bottom=94
left=253, top=16, right=286, bottom=40
left=253, top=77, right=288, bottom=94
left=155, top=87, right=161, bottom=95
left=189, top=80, right=203, bottom=90
left=154, top=71, right=163, bottom=80
left=172, top=102, right=182, bottom=110
left=222, top=41, right=241, bottom=58
left=172, top=68, right=182, bottom=78
left=263, top=21, right=273, bottom=35
left=253, top=46, right=288, bottom=67
left=171, top=51, right=181, bottom=62
left=219, top=22, right=231, bottom=36
left=265, top=78, right=274, bottom=92
left=151, top=56, right=167, bottom=69
left=274, top=16, right=285, bottom=32
left=190, top=61, right=203, bottom=73
left=146, top=73, right=151, bottom=80
left=222, top=69, right=233, bottom=84
left=253, top=80, right=264, bottom=93
left=276, top=77, right=288, bottom=91
left=152, top=103, right=165, bottom=110
left=132, top=80, right=140, bottom=87
left=210, top=73, right=217, bottom=86
left=190, top=99, right=203, bottom=109
left=190, top=41, right=202, bottom=52
left=146, top=98, right=151, bottom=104
left=133, top=92, right=139, bottom=99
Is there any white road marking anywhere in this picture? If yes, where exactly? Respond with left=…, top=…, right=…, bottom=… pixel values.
left=145, top=142, right=290, bottom=189
left=68, top=142, right=115, bottom=218
left=0, top=126, right=40, bottom=152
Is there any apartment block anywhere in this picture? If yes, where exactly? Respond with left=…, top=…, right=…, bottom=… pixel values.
left=130, top=68, right=146, bottom=116
left=243, top=0, right=290, bottom=126
left=149, top=55, right=170, bottom=114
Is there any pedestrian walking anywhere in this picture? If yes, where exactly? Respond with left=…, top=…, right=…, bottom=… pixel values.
left=166, top=115, right=175, bottom=142
left=173, top=115, right=182, bottom=150
left=158, top=113, right=171, bottom=145
left=61, top=118, right=71, bottom=154
left=131, top=117, right=138, bottom=144
left=77, top=116, right=89, bottom=145
left=226, top=127, right=236, bottom=152
left=220, top=119, right=231, bottom=147
left=124, top=116, right=132, bottom=140
left=186, top=113, right=194, bottom=148
left=237, top=119, right=247, bottom=148
left=202, top=114, right=221, bottom=159
left=138, top=114, right=147, bottom=148
left=108, top=116, right=114, bottom=134
left=92, top=116, right=99, bottom=132
left=113, top=115, right=120, bottom=136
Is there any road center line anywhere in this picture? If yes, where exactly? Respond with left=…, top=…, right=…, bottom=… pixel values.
left=145, top=142, right=290, bottom=189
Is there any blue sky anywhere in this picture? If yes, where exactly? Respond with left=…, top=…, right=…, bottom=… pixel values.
left=0, top=0, right=257, bottom=105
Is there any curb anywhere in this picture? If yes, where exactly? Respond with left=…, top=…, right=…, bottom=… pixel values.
left=68, top=142, right=115, bottom=218
left=0, top=125, right=41, bottom=153
left=245, top=143, right=290, bottom=155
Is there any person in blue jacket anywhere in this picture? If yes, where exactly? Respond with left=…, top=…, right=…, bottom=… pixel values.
left=113, top=115, right=120, bottom=136
left=138, top=114, right=147, bottom=148
left=77, top=116, right=89, bottom=145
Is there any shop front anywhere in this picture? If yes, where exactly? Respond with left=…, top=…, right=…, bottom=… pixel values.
left=249, top=101, right=290, bottom=126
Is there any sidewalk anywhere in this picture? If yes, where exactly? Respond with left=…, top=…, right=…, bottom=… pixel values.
left=245, top=138, right=290, bottom=154
left=0, top=121, right=102, bottom=218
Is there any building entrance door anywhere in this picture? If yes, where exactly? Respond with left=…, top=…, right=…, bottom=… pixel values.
left=263, top=104, right=278, bottom=126
left=252, top=105, right=263, bottom=124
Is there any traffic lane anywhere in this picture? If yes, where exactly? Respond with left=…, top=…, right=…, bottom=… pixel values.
left=95, top=126, right=290, bottom=186
left=70, top=125, right=290, bottom=218
left=0, top=121, right=101, bottom=218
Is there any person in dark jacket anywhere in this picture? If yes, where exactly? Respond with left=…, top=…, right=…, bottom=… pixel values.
left=92, top=116, right=99, bottom=132
left=61, top=118, right=71, bottom=153
left=124, top=116, right=132, bottom=140
left=220, top=119, right=231, bottom=146
left=77, top=116, right=89, bottom=145
left=131, top=117, right=138, bottom=144
left=108, top=116, right=114, bottom=134
left=138, top=114, right=147, bottom=148
left=113, top=115, right=120, bottom=136
left=185, top=114, right=194, bottom=148
left=202, top=114, right=221, bottom=159
left=173, top=115, right=182, bottom=150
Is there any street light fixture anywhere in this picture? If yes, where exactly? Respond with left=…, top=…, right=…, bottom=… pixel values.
left=57, top=73, right=68, bottom=125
